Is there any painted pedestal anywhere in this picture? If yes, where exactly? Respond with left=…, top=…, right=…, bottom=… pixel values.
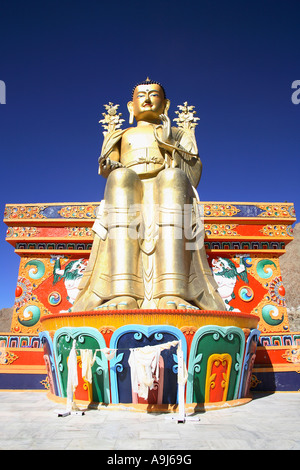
left=1, top=201, right=298, bottom=409
left=39, top=309, right=259, bottom=409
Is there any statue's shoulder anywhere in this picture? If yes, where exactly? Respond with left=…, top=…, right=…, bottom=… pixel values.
left=103, top=127, right=128, bottom=144
left=100, top=127, right=128, bottom=158
left=121, top=126, right=136, bottom=136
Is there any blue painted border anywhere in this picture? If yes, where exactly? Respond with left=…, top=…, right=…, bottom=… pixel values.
left=109, top=324, right=187, bottom=404
left=238, top=328, right=260, bottom=398
left=39, top=330, right=61, bottom=396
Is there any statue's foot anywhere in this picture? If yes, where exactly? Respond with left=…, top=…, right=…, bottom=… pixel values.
left=95, top=296, right=138, bottom=310
left=157, top=296, right=199, bottom=310
left=71, top=292, right=102, bottom=312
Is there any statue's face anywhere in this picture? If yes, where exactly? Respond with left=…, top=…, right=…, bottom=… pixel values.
left=131, top=84, right=167, bottom=122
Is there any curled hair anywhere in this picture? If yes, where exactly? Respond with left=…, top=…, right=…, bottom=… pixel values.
left=131, top=78, right=166, bottom=99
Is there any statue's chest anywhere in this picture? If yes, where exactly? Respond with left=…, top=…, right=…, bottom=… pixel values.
left=120, top=127, right=164, bottom=173
left=121, top=127, right=158, bottom=153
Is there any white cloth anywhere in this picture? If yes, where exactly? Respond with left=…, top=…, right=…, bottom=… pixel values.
left=66, top=340, right=78, bottom=410
left=80, top=348, right=117, bottom=384
left=128, top=347, right=160, bottom=399
left=65, top=344, right=117, bottom=411
left=66, top=340, right=186, bottom=406
left=101, top=347, right=117, bottom=361
left=80, top=349, right=97, bottom=383
left=128, top=341, right=178, bottom=399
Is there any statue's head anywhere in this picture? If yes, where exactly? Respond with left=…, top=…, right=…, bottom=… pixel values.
left=127, top=78, right=170, bottom=124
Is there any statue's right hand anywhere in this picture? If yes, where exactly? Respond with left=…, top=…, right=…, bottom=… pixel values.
left=99, top=157, right=123, bottom=177
left=101, top=157, right=111, bottom=171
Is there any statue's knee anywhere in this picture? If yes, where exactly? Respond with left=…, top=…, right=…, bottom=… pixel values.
left=157, top=168, right=189, bottom=186
left=106, top=168, right=142, bottom=193
left=106, top=167, right=138, bottom=187
left=105, top=168, right=142, bottom=204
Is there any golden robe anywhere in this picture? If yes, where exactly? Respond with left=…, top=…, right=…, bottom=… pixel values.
left=72, top=126, right=224, bottom=311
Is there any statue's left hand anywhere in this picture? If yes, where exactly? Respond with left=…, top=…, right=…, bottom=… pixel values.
left=159, top=114, right=173, bottom=144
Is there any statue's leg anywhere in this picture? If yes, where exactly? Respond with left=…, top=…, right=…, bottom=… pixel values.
left=99, top=168, right=144, bottom=310
left=153, top=168, right=197, bottom=309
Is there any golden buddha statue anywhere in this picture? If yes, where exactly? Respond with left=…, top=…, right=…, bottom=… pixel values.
left=71, top=79, right=225, bottom=311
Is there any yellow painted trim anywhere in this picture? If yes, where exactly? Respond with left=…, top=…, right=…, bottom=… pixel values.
left=205, top=353, right=232, bottom=402
left=0, top=347, right=44, bottom=352
left=6, top=236, right=93, bottom=242
left=6, top=235, right=292, bottom=242
left=4, top=219, right=94, bottom=226
left=0, top=366, right=47, bottom=373
left=206, top=236, right=293, bottom=241
left=206, top=249, right=286, bottom=254
left=5, top=217, right=296, bottom=226
left=14, top=249, right=287, bottom=256
left=200, top=201, right=295, bottom=205
left=259, top=331, right=300, bottom=338
left=257, top=345, right=300, bottom=351
left=253, top=364, right=300, bottom=372
left=0, top=333, right=41, bottom=337
left=5, top=200, right=295, bottom=206
left=0, top=389, right=47, bottom=393
left=203, top=218, right=296, bottom=224
left=15, top=249, right=91, bottom=256
left=40, top=309, right=259, bottom=332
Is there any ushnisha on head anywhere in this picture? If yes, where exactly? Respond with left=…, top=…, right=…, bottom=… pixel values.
left=131, top=78, right=167, bottom=99
left=127, top=78, right=170, bottom=125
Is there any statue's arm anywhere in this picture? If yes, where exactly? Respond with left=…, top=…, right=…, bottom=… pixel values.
left=154, top=115, right=202, bottom=187
left=98, top=131, right=124, bottom=178
left=155, top=115, right=198, bottom=158
left=174, top=129, right=202, bottom=188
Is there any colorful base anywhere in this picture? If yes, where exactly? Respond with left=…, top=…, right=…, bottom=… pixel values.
left=2, top=200, right=298, bottom=404
left=4, top=201, right=296, bottom=337
left=39, top=309, right=260, bottom=407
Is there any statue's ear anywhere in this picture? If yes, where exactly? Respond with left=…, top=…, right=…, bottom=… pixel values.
left=164, top=99, right=170, bottom=116
left=127, top=101, right=134, bottom=124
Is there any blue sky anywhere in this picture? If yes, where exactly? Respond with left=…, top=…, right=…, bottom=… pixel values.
left=0, top=0, right=299, bottom=308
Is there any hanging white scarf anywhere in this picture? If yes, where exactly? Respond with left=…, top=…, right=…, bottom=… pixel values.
left=80, top=348, right=116, bottom=383
left=80, top=349, right=97, bottom=383
left=66, top=340, right=78, bottom=410
left=66, top=340, right=186, bottom=405
left=128, top=340, right=179, bottom=399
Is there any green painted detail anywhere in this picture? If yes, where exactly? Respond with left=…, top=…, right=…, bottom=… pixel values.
left=256, top=259, right=276, bottom=279
left=186, top=325, right=245, bottom=404
left=261, top=304, right=283, bottom=325
left=25, top=260, right=45, bottom=279
left=18, top=305, right=41, bottom=326
left=53, top=327, right=110, bottom=403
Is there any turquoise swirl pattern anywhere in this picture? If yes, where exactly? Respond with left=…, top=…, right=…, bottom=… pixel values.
left=25, top=260, right=45, bottom=279
left=256, top=259, right=276, bottom=279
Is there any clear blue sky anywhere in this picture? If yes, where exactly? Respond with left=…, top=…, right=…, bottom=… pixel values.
left=0, top=0, right=299, bottom=308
